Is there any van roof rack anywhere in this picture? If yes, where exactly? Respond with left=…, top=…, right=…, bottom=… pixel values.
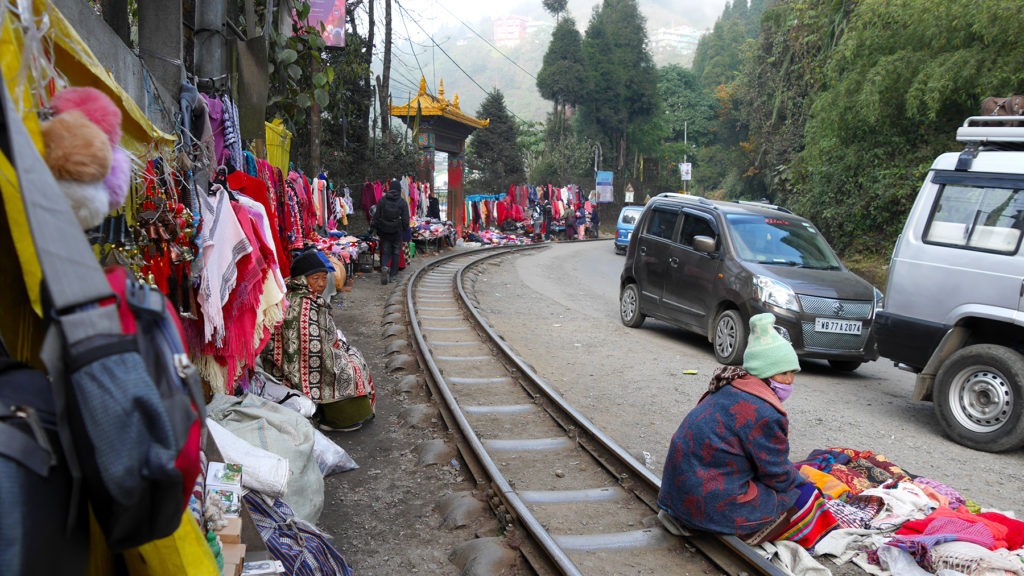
left=734, top=200, right=793, bottom=214
left=656, top=192, right=717, bottom=208
left=957, top=116, right=1024, bottom=146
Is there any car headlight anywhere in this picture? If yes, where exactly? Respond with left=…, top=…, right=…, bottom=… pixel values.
left=753, top=275, right=800, bottom=312
left=873, top=287, right=884, bottom=315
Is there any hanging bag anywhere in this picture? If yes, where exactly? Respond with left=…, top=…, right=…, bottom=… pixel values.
left=0, top=355, right=90, bottom=575
left=1, top=70, right=203, bottom=552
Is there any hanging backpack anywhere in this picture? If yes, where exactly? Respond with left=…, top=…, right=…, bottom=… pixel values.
left=1, top=71, right=203, bottom=552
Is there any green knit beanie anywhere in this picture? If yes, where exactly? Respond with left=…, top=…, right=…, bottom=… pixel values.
left=742, top=313, right=800, bottom=378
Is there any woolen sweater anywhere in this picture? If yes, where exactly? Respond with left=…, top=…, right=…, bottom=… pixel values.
left=657, top=374, right=804, bottom=535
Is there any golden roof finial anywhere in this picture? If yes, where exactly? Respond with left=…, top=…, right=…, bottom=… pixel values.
left=453, top=93, right=460, bottom=109
left=418, top=76, right=427, bottom=96
left=439, top=79, right=446, bottom=102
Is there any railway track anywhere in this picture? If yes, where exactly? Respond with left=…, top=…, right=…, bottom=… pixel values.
left=405, top=245, right=785, bottom=576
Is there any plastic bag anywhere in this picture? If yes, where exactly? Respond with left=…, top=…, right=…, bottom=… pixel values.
left=253, top=372, right=316, bottom=418
left=312, top=429, right=358, bottom=476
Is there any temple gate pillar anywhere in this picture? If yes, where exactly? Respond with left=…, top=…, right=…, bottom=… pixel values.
left=448, top=147, right=465, bottom=237
left=416, top=132, right=435, bottom=188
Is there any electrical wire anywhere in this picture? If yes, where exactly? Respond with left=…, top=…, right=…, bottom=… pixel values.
left=393, top=0, right=529, bottom=124
left=395, top=0, right=426, bottom=82
left=433, top=0, right=537, bottom=81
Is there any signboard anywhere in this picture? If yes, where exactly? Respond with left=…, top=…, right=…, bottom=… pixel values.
left=679, top=162, right=692, bottom=181
left=624, top=183, right=635, bottom=203
left=596, top=171, right=614, bottom=203
left=306, top=0, right=346, bottom=47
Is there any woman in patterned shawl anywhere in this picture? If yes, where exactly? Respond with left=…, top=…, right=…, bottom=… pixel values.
left=261, top=250, right=374, bottom=431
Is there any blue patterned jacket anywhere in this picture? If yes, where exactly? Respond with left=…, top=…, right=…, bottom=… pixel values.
left=657, top=374, right=804, bottom=535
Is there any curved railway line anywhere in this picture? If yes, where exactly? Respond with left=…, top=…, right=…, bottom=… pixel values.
left=402, top=245, right=786, bottom=576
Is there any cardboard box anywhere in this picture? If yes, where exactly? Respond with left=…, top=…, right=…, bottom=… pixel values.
left=221, top=563, right=238, bottom=576
left=216, top=516, right=242, bottom=544
left=221, top=543, right=246, bottom=568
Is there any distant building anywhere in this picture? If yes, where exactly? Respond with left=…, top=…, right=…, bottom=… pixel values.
left=650, top=25, right=704, bottom=55
left=493, top=16, right=528, bottom=47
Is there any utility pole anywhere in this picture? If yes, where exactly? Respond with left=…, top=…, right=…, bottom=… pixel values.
left=683, top=121, right=687, bottom=194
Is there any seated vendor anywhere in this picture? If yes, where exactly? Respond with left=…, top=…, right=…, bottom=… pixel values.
left=657, top=313, right=837, bottom=548
left=261, top=250, right=375, bottom=431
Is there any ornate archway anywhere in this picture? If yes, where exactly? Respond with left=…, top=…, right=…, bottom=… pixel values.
left=391, top=77, right=488, bottom=237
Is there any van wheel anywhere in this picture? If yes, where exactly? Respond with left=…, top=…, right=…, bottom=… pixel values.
left=713, top=310, right=746, bottom=365
left=828, top=360, right=862, bottom=372
left=934, top=344, right=1024, bottom=453
left=620, top=283, right=645, bottom=328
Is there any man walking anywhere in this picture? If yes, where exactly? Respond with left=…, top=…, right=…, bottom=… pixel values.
left=372, top=179, right=410, bottom=285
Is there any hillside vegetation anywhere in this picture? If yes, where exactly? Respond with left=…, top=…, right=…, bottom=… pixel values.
left=694, top=0, right=1024, bottom=259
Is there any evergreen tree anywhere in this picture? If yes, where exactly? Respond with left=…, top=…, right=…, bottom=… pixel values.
left=536, top=17, right=585, bottom=138
left=466, top=90, right=525, bottom=195
left=542, top=0, right=568, bottom=19
left=577, top=0, right=657, bottom=169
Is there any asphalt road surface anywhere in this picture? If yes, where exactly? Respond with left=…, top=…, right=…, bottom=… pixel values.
left=471, top=240, right=1024, bottom=515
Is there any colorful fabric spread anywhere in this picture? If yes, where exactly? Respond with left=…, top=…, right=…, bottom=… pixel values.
left=261, top=276, right=370, bottom=404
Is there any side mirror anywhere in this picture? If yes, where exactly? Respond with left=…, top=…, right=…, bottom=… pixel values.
left=693, top=235, right=716, bottom=254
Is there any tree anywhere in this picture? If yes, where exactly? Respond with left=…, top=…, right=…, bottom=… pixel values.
left=796, top=0, right=1024, bottom=253
left=577, top=0, right=657, bottom=170
left=465, top=90, right=525, bottom=195
left=542, top=0, right=568, bottom=19
left=535, top=17, right=585, bottom=139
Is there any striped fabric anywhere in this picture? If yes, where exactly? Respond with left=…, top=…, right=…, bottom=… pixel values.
left=776, top=483, right=840, bottom=549
left=242, top=494, right=353, bottom=576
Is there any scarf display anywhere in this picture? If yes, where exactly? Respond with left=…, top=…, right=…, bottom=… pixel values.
left=197, top=183, right=252, bottom=344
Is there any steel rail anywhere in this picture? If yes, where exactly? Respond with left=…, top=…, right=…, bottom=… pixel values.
left=407, top=245, right=582, bottom=575
left=407, top=245, right=785, bottom=576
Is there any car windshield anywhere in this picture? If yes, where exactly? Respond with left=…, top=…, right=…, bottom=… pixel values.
left=724, top=213, right=841, bottom=269
left=620, top=209, right=642, bottom=225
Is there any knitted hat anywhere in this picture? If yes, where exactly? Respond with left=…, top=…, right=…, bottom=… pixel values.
left=742, top=313, right=800, bottom=378
left=289, top=251, right=329, bottom=278
left=389, top=179, right=402, bottom=193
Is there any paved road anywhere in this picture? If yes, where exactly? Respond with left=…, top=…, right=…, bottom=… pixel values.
left=472, top=240, right=1024, bottom=514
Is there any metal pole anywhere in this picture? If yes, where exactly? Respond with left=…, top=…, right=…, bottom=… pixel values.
left=194, top=0, right=226, bottom=90
left=683, top=121, right=687, bottom=194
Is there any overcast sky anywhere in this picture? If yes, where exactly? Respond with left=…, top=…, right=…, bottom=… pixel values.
left=391, top=0, right=730, bottom=36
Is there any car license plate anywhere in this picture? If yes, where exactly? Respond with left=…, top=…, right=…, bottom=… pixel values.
left=814, top=318, right=862, bottom=335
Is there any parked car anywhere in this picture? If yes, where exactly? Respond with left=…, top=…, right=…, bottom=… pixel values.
left=874, top=116, right=1024, bottom=452
left=614, top=205, right=644, bottom=254
left=619, top=194, right=882, bottom=370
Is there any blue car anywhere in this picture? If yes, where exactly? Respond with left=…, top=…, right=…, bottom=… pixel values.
left=614, top=205, right=644, bottom=254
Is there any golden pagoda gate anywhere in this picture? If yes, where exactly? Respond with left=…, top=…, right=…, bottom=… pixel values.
left=391, top=77, right=488, bottom=237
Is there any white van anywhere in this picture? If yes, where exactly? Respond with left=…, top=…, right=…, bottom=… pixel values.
left=875, top=116, right=1024, bottom=452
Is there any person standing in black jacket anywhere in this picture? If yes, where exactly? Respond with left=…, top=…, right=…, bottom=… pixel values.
left=372, top=179, right=410, bottom=285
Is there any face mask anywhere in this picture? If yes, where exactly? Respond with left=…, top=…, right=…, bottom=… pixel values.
left=769, top=379, right=793, bottom=402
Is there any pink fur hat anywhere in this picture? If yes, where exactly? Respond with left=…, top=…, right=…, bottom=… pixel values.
left=104, top=147, right=132, bottom=212
left=50, top=86, right=122, bottom=147
left=41, top=110, right=113, bottom=182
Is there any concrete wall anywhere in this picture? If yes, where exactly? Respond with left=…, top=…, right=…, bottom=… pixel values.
left=52, top=0, right=178, bottom=135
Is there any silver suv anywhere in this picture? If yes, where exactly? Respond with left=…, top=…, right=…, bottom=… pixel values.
left=875, top=116, right=1024, bottom=452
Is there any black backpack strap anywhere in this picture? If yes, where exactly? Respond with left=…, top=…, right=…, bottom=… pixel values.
left=0, top=405, right=55, bottom=476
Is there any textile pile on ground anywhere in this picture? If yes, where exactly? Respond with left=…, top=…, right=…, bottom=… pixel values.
left=761, top=447, right=1024, bottom=576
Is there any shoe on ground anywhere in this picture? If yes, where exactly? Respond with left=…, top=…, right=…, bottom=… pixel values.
left=380, top=266, right=389, bottom=285
left=319, top=421, right=363, bottom=432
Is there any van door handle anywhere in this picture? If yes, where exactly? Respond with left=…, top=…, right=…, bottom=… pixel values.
left=668, top=257, right=679, bottom=268
left=640, top=246, right=647, bottom=256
